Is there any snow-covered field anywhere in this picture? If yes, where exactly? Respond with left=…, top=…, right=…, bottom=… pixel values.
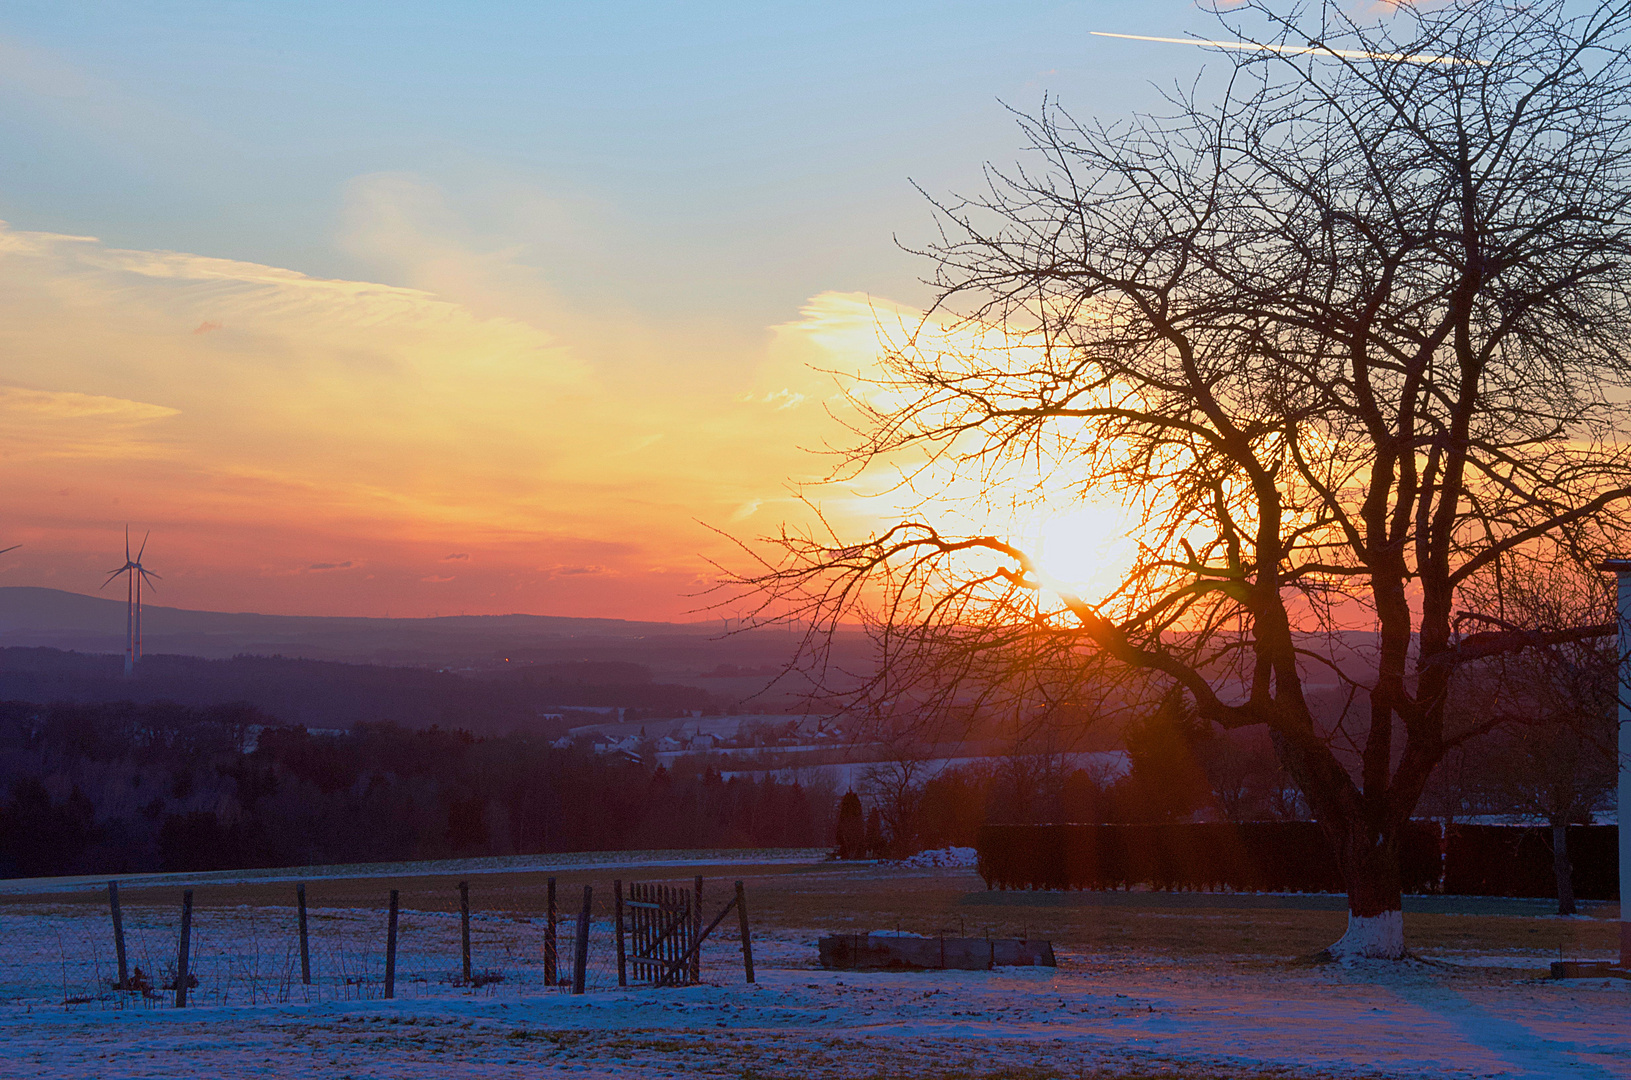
left=0, top=858, right=1626, bottom=1079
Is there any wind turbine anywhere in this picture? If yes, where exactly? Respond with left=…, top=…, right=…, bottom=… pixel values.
left=104, top=528, right=159, bottom=676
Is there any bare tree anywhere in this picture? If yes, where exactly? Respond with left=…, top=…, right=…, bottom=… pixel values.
left=1198, top=728, right=1307, bottom=823
left=739, top=1, right=1631, bottom=958
left=990, top=718, right=1089, bottom=824
left=1480, top=715, right=1615, bottom=915
left=1447, top=569, right=1619, bottom=915
left=857, top=754, right=932, bottom=859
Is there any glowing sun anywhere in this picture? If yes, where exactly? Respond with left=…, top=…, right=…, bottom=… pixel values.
left=1028, top=501, right=1139, bottom=603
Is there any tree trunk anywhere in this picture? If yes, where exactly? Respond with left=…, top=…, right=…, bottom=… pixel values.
left=1323, top=818, right=1406, bottom=960
left=1551, top=822, right=1576, bottom=917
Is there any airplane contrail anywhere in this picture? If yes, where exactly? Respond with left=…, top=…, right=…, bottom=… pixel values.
left=1090, top=31, right=1484, bottom=66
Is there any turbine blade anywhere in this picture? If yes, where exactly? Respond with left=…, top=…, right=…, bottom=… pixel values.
left=139, top=568, right=160, bottom=585
left=137, top=531, right=149, bottom=561
left=0, top=545, right=18, bottom=556
left=125, top=526, right=131, bottom=562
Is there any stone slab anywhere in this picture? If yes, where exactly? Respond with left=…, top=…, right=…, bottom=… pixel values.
left=1550, top=959, right=1630, bottom=979
left=818, top=934, right=1055, bottom=971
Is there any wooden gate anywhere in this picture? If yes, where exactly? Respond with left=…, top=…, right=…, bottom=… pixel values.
left=623, top=882, right=698, bottom=986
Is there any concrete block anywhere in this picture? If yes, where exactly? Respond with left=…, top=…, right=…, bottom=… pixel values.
left=818, top=934, right=1055, bottom=971
left=1550, top=960, right=1630, bottom=979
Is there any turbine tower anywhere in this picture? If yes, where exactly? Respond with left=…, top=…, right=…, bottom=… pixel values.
left=104, top=529, right=159, bottom=676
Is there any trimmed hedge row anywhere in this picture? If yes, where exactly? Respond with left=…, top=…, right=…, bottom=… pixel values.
left=974, top=821, right=1608, bottom=895
left=978, top=822, right=1439, bottom=893
left=1443, top=824, right=1618, bottom=901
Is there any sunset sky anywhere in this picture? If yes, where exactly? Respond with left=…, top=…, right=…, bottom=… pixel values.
left=0, top=2, right=1205, bottom=620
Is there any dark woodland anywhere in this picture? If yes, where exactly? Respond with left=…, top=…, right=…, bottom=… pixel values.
left=0, top=700, right=826, bottom=879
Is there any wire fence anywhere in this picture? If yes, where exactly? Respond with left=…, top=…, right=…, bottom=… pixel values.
left=4, top=876, right=754, bottom=1011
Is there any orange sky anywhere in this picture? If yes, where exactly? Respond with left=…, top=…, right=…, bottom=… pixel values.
left=0, top=4, right=1214, bottom=621
left=0, top=218, right=909, bottom=620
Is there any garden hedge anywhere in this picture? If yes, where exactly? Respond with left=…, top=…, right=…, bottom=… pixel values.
left=1441, top=824, right=1618, bottom=900
left=974, top=821, right=1607, bottom=896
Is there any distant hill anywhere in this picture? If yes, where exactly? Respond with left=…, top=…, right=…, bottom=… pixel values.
left=0, top=587, right=842, bottom=717
left=0, top=647, right=725, bottom=734
left=0, top=586, right=716, bottom=664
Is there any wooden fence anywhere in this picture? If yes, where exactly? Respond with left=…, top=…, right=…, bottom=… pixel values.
left=621, top=879, right=700, bottom=986
left=72, top=873, right=753, bottom=1009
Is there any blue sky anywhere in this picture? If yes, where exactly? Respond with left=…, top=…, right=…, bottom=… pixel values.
left=0, top=2, right=1207, bottom=323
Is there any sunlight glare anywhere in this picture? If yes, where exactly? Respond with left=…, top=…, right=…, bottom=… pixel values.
left=1029, top=501, right=1139, bottom=606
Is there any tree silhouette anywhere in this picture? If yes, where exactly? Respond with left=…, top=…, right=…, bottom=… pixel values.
left=741, top=0, right=1631, bottom=957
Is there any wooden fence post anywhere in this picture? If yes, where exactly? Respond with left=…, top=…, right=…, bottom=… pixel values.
left=692, top=875, right=703, bottom=984
left=669, top=885, right=679, bottom=983
left=735, top=880, right=755, bottom=984
left=544, top=876, right=557, bottom=986
left=571, top=885, right=592, bottom=995
left=614, top=879, right=627, bottom=987
left=631, top=882, right=646, bottom=983
left=107, top=881, right=128, bottom=992
left=175, top=889, right=194, bottom=1008
left=296, top=883, right=311, bottom=985
left=459, top=880, right=472, bottom=983
left=385, top=889, right=399, bottom=999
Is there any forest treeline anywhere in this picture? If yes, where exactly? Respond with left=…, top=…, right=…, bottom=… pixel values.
left=0, top=700, right=828, bottom=879
left=842, top=685, right=1610, bottom=863
left=0, top=692, right=1286, bottom=877
left=848, top=701, right=1310, bottom=859
left=4, top=682, right=1601, bottom=879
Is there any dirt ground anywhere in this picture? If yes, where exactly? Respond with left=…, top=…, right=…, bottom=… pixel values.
left=0, top=855, right=1624, bottom=1079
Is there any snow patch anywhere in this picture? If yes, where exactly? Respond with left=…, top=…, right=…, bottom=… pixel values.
left=1325, top=910, right=1404, bottom=960
left=897, top=846, right=979, bottom=869
left=3, top=905, right=1629, bottom=1076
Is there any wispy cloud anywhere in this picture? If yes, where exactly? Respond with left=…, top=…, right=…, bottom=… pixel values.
left=0, top=386, right=175, bottom=423
left=539, top=564, right=609, bottom=579
left=741, top=388, right=806, bottom=411
left=1090, top=31, right=1484, bottom=66
left=618, top=433, right=664, bottom=455
left=0, top=385, right=177, bottom=459
left=0, top=223, right=912, bottom=618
